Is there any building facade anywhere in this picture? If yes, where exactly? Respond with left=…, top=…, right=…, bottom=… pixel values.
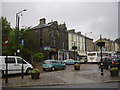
left=68, top=29, right=94, bottom=58
left=28, top=18, right=68, bottom=59
left=95, top=38, right=119, bottom=52
left=26, top=18, right=96, bottom=60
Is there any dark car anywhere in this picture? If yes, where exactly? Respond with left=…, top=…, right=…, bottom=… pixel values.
left=110, top=57, right=120, bottom=68
left=98, top=56, right=120, bottom=69
left=98, top=57, right=113, bottom=69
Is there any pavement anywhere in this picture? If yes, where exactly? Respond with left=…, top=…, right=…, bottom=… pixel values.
left=1, top=64, right=120, bottom=88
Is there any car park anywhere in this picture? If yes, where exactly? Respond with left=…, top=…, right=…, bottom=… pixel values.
left=62, top=59, right=80, bottom=65
left=42, top=59, right=66, bottom=71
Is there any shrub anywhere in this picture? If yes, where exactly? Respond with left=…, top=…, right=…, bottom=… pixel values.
left=31, top=69, right=40, bottom=73
left=33, top=53, right=44, bottom=62
left=110, top=67, right=118, bottom=71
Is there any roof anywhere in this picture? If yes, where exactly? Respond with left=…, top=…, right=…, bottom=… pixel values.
left=31, top=24, right=51, bottom=30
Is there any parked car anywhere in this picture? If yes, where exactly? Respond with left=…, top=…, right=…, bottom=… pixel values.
left=98, top=56, right=120, bottom=69
left=62, top=59, right=80, bottom=65
left=79, top=57, right=87, bottom=64
left=0, top=56, right=33, bottom=77
left=110, top=56, right=120, bottom=69
left=42, top=59, right=66, bottom=71
left=98, top=57, right=112, bottom=69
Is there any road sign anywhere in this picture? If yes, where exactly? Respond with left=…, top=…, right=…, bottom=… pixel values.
left=4, top=37, right=8, bottom=47
left=44, top=46, right=51, bottom=51
left=21, top=40, right=24, bottom=46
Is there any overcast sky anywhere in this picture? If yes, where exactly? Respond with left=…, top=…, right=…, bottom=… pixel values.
left=1, top=0, right=119, bottom=41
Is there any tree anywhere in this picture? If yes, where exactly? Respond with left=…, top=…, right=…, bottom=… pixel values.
left=1, top=17, right=13, bottom=55
left=1, top=17, right=12, bottom=40
left=33, top=53, right=44, bottom=63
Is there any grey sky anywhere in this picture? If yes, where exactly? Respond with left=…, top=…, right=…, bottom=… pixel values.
left=2, top=1, right=119, bottom=41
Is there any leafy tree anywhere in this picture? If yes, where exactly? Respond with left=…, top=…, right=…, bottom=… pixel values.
left=1, top=17, right=12, bottom=40
left=33, top=53, right=44, bottom=63
left=1, top=17, right=13, bottom=55
left=21, top=48, right=33, bottom=62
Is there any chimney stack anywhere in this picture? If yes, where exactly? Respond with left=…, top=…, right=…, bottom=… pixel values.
left=39, top=18, right=46, bottom=25
left=77, top=32, right=81, bottom=35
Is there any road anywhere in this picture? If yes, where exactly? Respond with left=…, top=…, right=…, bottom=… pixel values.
left=24, top=82, right=119, bottom=88
left=1, top=64, right=120, bottom=88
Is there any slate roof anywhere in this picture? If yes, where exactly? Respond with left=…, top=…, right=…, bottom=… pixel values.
left=31, top=24, right=51, bottom=30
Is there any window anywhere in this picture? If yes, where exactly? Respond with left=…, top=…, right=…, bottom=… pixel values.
left=63, top=42, right=65, bottom=48
left=61, top=33, right=64, bottom=39
left=52, top=30, right=54, bottom=37
left=5, top=58, right=15, bottom=63
left=52, top=61, right=58, bottom=63
left=88, top=53, right=96, bottom=56
left=78, top=37, right=80, bottom=43
left=53, top=40, right=55, bottom=47
left=78, top=44, right=80, bottom=50
left=72, top=35, right=74, bottom=41
left=17, top=58, right=27, bottom=64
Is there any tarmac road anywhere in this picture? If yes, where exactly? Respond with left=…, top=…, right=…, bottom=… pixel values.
left=1, top=64, right=120, bottom=88
left=24, top=82, right=119, bottom=88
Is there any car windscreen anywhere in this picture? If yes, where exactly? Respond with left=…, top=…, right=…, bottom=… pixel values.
left=88, top=53, right=96, bottom=56
left=44, top=60, right=58, bottom=64
left=103, top=58, right=112, bottom=61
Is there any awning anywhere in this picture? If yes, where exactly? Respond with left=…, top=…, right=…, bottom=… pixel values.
left=77, top=51, right=87, bottom=56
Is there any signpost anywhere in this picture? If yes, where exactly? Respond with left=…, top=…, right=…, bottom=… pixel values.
left=21, top=40, right=24, bottom=79
left=4, top=37, right=8, bottom=83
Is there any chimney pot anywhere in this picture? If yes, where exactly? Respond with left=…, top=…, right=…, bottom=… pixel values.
left=39, top=18, right=46, bottom=25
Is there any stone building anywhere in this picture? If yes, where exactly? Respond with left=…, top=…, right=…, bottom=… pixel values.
left=95, top=38, right=119, bottom=52
left=68, top=29, right=94, bottom=58
left=27, top=18, right=68, bottom=59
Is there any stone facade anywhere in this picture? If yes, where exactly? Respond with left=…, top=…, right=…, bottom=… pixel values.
left=95, top=38, right=119, bottom=52
left=68, top=29, right=94, bottom=57
left=28, top=18, right=68, bottom=59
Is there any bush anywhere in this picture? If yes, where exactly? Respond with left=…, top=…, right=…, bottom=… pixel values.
left=33, top=53, right=44, bottom=62
left=110, top=67, right=118, bottom=71
left=31, top=69, right=40, bottom=73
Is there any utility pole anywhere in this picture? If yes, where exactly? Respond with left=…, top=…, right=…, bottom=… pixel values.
left=16, top=9, right=26, bottom=56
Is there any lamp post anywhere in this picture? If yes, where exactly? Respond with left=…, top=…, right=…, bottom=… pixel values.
left=85, top=32, right=92, bottom=51
left=16, top=9, right=26, bottom=56
left=96, top=34, right=105, bottom=76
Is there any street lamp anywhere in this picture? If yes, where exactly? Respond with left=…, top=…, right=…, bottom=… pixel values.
left=16, top=9, right=26, bottom=56
left=85, top=32, right=92, bottom=51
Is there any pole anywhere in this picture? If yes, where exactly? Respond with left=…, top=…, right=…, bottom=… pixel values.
left=85, top=34, right=87, bottom=51
left=74, top=50, right=75, bottom=61
left=16, top=14, right=19, bottom=56
left=21, top=59, right=24, bottom=79
left=100, top=34, right=104, bottom=76
left=5, top=47, right=8, bottom=83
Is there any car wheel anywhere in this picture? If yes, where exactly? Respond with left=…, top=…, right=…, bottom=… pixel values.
left=105, top=66, right=109, bottom=69
left=26, top=68, right=33, bottom=75
left=108, top=65, right=111, bottom=69
left=51, top=67, right=55, bottom=71
left=43, top=68, right=46, bottom=71
left=62, top=66, right=66, bottom=70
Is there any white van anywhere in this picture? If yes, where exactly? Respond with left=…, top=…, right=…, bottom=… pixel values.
left=0, top=56, right=33, bottom=77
